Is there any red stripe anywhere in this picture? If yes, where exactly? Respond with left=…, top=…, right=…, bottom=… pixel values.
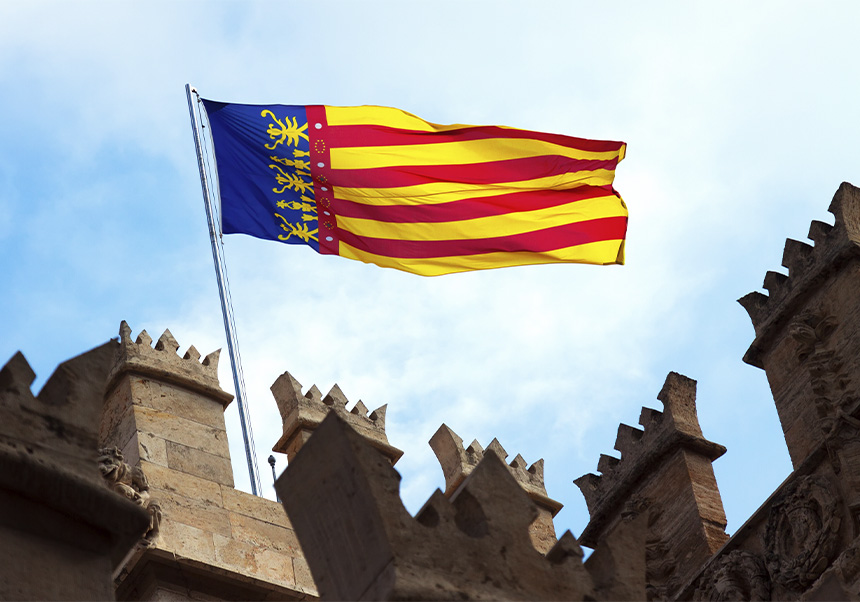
left=336, top=216, right=627, bottom=259
left=329, top=155, right=619, bottom=189
left=324, top=122, right=625, bottom=153
left=333, top=186, right=619, bottom=223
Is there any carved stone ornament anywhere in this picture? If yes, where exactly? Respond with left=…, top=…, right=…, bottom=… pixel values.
left=789, top=311, right=837, bottom=363
left=693, top=550, right=771, bottom=601
left=98, top=447, right=162, bottom=545
left=764, top=474, right=842, bottom=591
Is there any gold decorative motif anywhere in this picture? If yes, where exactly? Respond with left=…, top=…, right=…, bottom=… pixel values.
left=269, top=165, right=314, bottom=195
left=276, top=197, right=317, bottom=214
left=276, top=213, right=319, bottom=243
left=270, top=155, right=310, bottom=173
left=259, top=109, right=320, bottom=244
left=261, top=110, right=309, bottom=149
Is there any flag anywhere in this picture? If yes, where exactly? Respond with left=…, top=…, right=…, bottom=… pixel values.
left=201, top=101, right=627, bottom=276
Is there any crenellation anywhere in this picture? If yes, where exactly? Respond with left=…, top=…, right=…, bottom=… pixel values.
left=271, top=370, right=402, bottom=465
left=740, top=183, right=860, bottom=467
left=321, top=382, right=348, bottom=408
left=658, top=371, right=703, bottom=438
left=614, top=423, right=644, bottom=457
left=278, top=412, right=644, bottom=600
left=8, top=182, right=860, bottom=600
left=738, top=291, right=769, bottom=333
left=762, top=270, right=789, bottom=299
left=350, top=399, right=368, bottom=416
left=135, top=328, right=153, bottom=347
left=155, top=329, right=180, bottom=354
left=638, top=406, right=663, bottom=428
left=429, top=423, right=563, bottom=554
left=108, top=321, right=230, bottom=407
left=429, top=423, right=558, bottom=509
left=0, top=350, right=37, bottom=394
left=808, top=219, right=834, bottom=244
left=575, top=372, right=727, bottom=598
left=183, top=345, right=201, bottom=362
left=740, top=183, right=860, bottom=357
left=781, top=238, right=814, bottom=277
left=597, top=453, right=620, bottom=474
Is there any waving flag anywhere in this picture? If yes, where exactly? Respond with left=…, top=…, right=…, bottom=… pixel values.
left=201, top=101, right=627, bottom=276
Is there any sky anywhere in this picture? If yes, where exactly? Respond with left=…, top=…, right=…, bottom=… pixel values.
left=2, top=1, right=859, bottom=547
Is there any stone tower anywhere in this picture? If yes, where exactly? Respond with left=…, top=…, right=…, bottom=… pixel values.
left=740, top=182, right=860, bottom=471
left=100, top=322, right=315, bottom=600
left=575, top=372, right=728, bottom=599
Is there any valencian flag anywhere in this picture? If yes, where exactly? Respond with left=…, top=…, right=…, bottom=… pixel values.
left=201, top=101, right=627, bottom=276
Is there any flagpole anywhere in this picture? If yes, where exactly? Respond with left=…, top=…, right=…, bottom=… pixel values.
left=185, top=84, right=263, bottom=497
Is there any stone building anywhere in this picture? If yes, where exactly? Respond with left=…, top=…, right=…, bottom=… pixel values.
left=2, top=182, right=860, bottom=600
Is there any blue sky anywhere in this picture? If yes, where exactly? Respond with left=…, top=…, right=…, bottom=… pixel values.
left=2, top=1, right=859, bottom=545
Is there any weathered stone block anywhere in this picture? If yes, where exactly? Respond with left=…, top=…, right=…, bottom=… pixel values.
left=150, top=486, right=232, bottom=539
left=292, top=556, right=317, bottom=594
left=221, top=485, right=292, bottom=530
left=131, top=377, right=227, bottom=430
left=166, top=440, right=234, bottom=487
left=134, top=406, right=230, bottom=459
left=156, top=518, right=216, bottom=565
left=140, top=460, right=224, bottom=508
left=212, top=533, right=297, bottom=590
left=228, top=511, right=303, bottom=557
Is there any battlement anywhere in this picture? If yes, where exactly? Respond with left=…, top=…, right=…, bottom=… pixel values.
left=0, top=343, right=151, bottom=599
left=106, top=321, right=232, bottom=407
left=429, top=423, right=562, bottom=514
left=575, top=372, right=725, bottom=538
left=739, top=182, right=860, bottom=368
left=1, top=342, right=119, bottom=475
left=270, top=370, right=402, bottom=465
left=277, top=412, right=646, bottom=600
left=429, top=424, right=564, bottom=554
left=574, top=372, right=728, bottom=598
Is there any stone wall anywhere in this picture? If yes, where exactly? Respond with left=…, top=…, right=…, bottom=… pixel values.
left=5, top=182, right=860, bottom=600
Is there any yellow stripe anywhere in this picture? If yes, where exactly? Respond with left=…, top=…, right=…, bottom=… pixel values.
left=335, top=170, right=618, bottom=206
left=337, top=194, right=625, bottom=241
left=339, top=239, right=625, bottom=276
left=330, top=138, right=620, bottom=169
left=325, top=105, right=477, bottom=132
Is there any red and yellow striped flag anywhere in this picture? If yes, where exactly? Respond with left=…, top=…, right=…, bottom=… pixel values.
left=202, top=101, right=627, bottom=276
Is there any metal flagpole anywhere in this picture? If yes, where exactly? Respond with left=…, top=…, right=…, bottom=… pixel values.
left=185, top=84, right=263, bottom=496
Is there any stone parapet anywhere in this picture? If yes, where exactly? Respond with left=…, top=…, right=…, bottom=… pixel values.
left=107, top=320, right=232, bottom=408
left=738, top=182, right=860, bottom=468
left=429, top=423, right=563, bottom=553
left=278, top=412, right=646, bottom=601
left=575, top=372, right=728, bottom=599
left=739, top=182, right=860, bottom=367
left=271, top=370, right=402, bottom=465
